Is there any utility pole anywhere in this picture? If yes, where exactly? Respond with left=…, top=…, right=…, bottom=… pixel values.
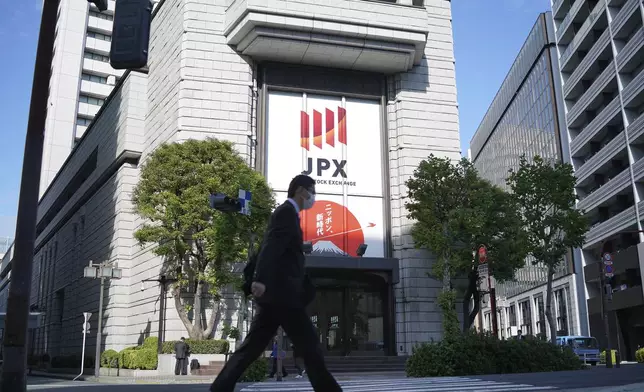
left=0, top=0, right=59, bottom=390
left=599, top=245, right=613, bottom=368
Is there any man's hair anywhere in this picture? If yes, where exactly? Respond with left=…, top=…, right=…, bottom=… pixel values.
left=181, top=337, right=185, bottom=340
left=287, top=174, right=315, bottom=198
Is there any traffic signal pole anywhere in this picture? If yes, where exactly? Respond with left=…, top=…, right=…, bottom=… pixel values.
left=0, top=0, right=59, bottom=390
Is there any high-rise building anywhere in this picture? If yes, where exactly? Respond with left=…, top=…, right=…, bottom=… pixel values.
left=551, top=0, right=644, bottom=359
left=41, top=0, right=157, bottom=197
left=470, top=12, right=587, bottom=341
left=0, top=0, right=460, bottom=362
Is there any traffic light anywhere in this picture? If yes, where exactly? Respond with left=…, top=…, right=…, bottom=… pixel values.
left=110, top=0, right=153, bottom=70
left=210, top=193, right=241, bottom=213
left=88, top=0, right=108, bottom=11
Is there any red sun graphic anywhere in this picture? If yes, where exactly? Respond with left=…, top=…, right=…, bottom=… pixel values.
left=300, top=200, right=375, bottom=257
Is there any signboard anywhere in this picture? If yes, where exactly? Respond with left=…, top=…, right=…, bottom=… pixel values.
left=478, top=246, right=488, bottom=264
left=266, top=91, right=385, bottom=258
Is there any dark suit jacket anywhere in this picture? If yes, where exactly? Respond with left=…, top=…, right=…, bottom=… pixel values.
left=174, top=341, right=189, bottom=359
left=254, top=201, right=310, bottom=308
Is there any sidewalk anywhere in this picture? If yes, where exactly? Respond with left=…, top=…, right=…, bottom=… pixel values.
left=29, top=370, right=406, bottom=384
left=560, top=382, right=644, bottom=392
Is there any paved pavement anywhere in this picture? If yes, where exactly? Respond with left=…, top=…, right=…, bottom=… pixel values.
left=25, top=364, right=644, bottom=392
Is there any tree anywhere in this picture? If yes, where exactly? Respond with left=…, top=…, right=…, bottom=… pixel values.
left=132, top=138, right=275, bottom=340
left=406, top=155, right=528, bottom=334
left=507, top=155, right=588, bottom=343
left=449, top=182, right=529, bottom=331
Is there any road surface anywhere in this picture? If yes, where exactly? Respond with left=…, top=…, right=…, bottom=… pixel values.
left=26, top=365, right=644, bottom=391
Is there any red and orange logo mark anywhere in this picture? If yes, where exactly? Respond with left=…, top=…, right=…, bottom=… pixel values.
left=300, top=107, right=347, bottom=151
left=300, top=200, right=375, bottom=257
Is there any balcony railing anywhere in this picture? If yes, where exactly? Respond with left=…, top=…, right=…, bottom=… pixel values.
left=560, top=0, right=606, bottom=70
left=570, top=95, right=621, bottom=154
left=577, top=166, right=631, bottom=212
left=574, top=130, right=626, bottom=182
left=557, top=0, right=586, bottom=42
left=563, top=28, right=610, bottom=97
left=567, top=64, right=617, bottom=126
left=583, top=204, right=637, bottom=247
left=621, top=67, right=644, bottom=106
left=627, top=111, right=644, bottom=141
left=612, top=0, right=640, bottom=36
left=616, top=28, right=644, bottom=71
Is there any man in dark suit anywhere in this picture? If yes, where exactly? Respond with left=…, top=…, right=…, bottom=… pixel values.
left=210, top=174, right=341, bottom=392
left=174, top=337, right=189, bottom=375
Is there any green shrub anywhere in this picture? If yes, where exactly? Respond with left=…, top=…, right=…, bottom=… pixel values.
left=101, top=349, right=120, bottom=368
left=406, top=331, right=582, bottom=377
left=635, top=348, right=644, bottom=363
left=239, top=356, right=268, bottom=382
left=118, top=343, right=158, bottom=370
left=119, top=347, right=138, bottom=370
left=161, top=339, right=229, bottom=354
left=142, top=336, right=158, bottom=350
left=600, top=350, right=620, bottom=365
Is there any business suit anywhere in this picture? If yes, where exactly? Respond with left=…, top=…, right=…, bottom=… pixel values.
left=174, top=340, right=189, bottom=375
left=210, top=201, right=341, bottom=392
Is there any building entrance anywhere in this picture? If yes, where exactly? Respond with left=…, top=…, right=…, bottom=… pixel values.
left=306, top=269, right=392, bottom=356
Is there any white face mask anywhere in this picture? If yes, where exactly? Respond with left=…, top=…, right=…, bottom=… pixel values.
left=302, top=190, right=316, bottom=210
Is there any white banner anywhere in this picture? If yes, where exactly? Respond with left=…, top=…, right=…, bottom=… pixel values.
left=266, top=90, right=386, bottom=258
left=266, top=91, right=384, bottom=197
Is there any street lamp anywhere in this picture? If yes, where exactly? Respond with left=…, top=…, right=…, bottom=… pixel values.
left=83, top=260, right=122, bottom=379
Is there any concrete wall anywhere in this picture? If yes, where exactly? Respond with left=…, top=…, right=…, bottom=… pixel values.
left=388, top=0, right=461, bottom=353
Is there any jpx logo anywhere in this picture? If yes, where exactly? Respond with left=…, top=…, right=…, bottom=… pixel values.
left=300, top=107, right=347, bottom=178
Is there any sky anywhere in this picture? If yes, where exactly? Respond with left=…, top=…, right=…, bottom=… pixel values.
left=0, top=0, right=552, bottom=240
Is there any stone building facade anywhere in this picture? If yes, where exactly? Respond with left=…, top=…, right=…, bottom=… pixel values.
left=0, top=0, right=460, bottom=358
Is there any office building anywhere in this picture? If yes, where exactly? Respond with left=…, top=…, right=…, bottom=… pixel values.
left=551, top=0, right=644, bottom=359
left=41, top=0, right=160, bottom=197
left=0, top=0, right=460, bottom=360
left=470, top=12, right=587, bottom=341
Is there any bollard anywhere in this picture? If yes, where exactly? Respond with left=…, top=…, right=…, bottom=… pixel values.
left=616, top=351, right=621, bottom=368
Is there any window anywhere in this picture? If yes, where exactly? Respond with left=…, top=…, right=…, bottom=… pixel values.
left=519, top=300, right=532, bottom=335
left=535, top=296, right=545, bottom=338
left=78, top=95, right=105, bottom=106
left=82, top=73, right=108, bottom=84
left=76, top=117, right=92, bottom=126
left=84, top=51, right=110, bottom=63
left=556, top=288, right=569, bottom=335
left=87, top=30, right=111, bottom=42
left=508, top=304, right=517, bottom=326
left=89, top=10, right=113, bottom=21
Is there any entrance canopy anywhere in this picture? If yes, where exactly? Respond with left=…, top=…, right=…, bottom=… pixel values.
left=305, top=255, right=399, bottom=284
left=0, top=312, right=42, bottom=329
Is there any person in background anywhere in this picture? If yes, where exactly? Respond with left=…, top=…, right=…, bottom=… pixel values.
left=268, top=337, right=288, bottom=378
left=174, top=337, right=190, bottom=376
left=210, top=174, right=342, bottom=392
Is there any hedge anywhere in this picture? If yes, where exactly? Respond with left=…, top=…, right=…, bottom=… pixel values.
left=118, top=337, right=159, bottom=370
left=101, top=349, right=120, bottom=368
left=161, top=339, right=229, bottom=355
left=239, top=357, right=268, bottom=382
left=406, top=331, right=582, bottom=377
left=600, top=350, right=621, bottom=365
left=636, top=348, right=644, bottom=363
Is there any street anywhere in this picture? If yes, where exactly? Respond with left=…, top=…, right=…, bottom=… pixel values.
left=24, top=365, right=644, bottom=392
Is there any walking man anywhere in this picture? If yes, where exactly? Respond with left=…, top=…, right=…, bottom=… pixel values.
left=174, top=337, right=189, bottom=375
left=210, top=174, right=342, bottom=392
